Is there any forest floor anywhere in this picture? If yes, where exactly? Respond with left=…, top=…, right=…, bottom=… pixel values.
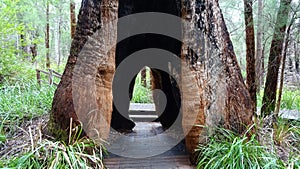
left=0, top=107, right=299, bottom=168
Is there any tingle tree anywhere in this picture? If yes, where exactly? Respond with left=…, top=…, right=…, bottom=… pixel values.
left=47, top=0, right=253, bottom=160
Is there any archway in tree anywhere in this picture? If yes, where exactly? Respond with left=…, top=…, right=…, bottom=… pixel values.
left=48, top=0, right=253, bottom=159
left=110, top=0, right=182, bottom=131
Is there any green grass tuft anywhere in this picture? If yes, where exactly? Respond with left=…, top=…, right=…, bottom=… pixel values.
left=196, top=127, right=283, bottom=169
left=257, top=89, right=300, bottom=111
left=0, top=81, right=55, bottom=125
left=1, top=124, right=106, bottom=168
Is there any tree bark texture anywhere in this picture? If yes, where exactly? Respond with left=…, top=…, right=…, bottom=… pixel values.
left=49, top=0, right=253, bottom=155
left=244, top=0, right=257, bottom=112
left=58, top=6, right=62, bottom=68
left=261, top=0, right=291, bottom=116
left=182, top=0, right=253, bottom=154
left=256, top=0, right=264, bottom=90
left=275, top=22, right=292, bottom=117
left=48, top=0, right=118, bottom=141
left=46, top=0, right=50, bottom=68
left=70, top=0, right=76, bottom=39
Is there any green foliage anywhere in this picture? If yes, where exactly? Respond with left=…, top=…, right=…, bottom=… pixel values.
left=0, top=0, right=26, bottom=80
left=131, top=70, right=153, bottom=103
left=131, top=83, right=153, bottom=103
left=280, top=90, right=300, bottom=111
left=0, top=81, right=55, bottom=130
left=0, top=117, right=7, bottom=145
left=2, top=126, right=106, bottom=169
left=257, top=89, right=300, bottom=111
left=196, top=127, right=283, bottom=169
left=273, top=118, right=299, bottom=146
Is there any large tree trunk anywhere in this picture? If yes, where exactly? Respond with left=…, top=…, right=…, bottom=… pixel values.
left=261, top=0, right=291, bottom=116
left=244, top=0, right=256, bottom=112
left=48, top=0, right=118, bottom=141
left=48, top=0, right=253, bottom=158
left=182, top=0, right=253, bottom=157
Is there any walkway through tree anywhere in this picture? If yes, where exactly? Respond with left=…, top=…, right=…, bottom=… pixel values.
left=104, top=122, right=194, bottom=168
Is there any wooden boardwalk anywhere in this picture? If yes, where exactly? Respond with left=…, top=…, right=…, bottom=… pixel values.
left=103, top=122, right=195, bottom=169
left=104, top=155, right=194, bottom=169
left=104, top=104, right=299, bottom=168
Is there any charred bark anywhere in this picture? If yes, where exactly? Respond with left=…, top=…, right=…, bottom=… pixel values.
left=48, top=0, right=253, bottom=158
left=151, top=69, right=181, bottom=128
left=182, top=0, right=253, bottom=157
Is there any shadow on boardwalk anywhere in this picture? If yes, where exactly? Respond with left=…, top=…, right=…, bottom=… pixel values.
left=103, top=122, right=195, bottom=169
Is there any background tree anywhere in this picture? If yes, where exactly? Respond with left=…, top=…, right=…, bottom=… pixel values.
left=261, top=0, right=292, bottom=116
left=70, top=0, right=76, bottom=39
left=275, top=16, right=293, bottom=116
left=45, top=0, right=50, bottom=68
left=255, top=0, right=264, bottom=90
left=244, top=0, right=256, bottom=112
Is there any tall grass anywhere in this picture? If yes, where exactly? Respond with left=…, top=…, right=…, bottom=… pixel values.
left=0, top=80, right=55, bottom=137
left=0, top=80, right=107, bottom=168
left=280, top=90, right=300, bottom=111
left=196, top=127, right=283, bottom=169
left=0, top=80, right=55, bottom=121
left=257, top=89, right=300, bottom=111
left=1, top=125, right=106, bottom=169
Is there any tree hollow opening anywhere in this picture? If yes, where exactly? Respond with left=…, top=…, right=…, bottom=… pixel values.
left=111, top=0, right=182, bottom=132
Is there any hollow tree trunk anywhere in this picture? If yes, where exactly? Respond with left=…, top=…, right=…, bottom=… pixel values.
left=48, top=0, right=118, bottom=141
left=48, top=0, right=253, bottom=157
left=182, top=0, right=253, bottom=156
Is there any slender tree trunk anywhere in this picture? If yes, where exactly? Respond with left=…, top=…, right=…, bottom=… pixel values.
left=296, top=25, right=300, bottom=74
left=46, top=0, right=50, bottom=68
left=70, top=0, right=76, bottom=39
left=141, top=67, right=147, bottom=87
left=58, top=7, right=62, bottom=68
left=261, top=0, right=291, bottom=116
left=256, top=0, right=264, bottom=90
left=244, top=0, right=256, bottom=112
left=30, top=31, right=38, bottom=63
left=293, top=41, right=297, bottom=72
left=275, top=20, right=293, bottom=117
